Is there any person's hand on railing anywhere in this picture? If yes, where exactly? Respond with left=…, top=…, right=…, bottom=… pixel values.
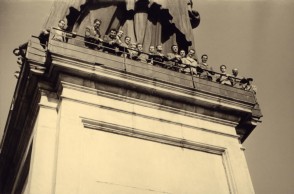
left=72, top=32, right=77, bottom=38
left=92, top=36, right=103, bottom=42
left=42, top=29, right=50, bottom=35
left=114, top=47, right=120, bottom=53
left=196, top=66, right=204, bottom=73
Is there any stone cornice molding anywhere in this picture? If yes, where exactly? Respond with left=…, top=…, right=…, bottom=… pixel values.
left=50, top=53, right=255, bottom=106
left=58, top=80, right=240, bottom=130
left=52, top=59, right=253, bottom=112
left=67, top=95, right=240, bottom=139
left=82, top=118, right=227, bottom=154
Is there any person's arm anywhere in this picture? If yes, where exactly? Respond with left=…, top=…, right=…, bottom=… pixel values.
left=85, top=27, right=93, bottom=38
left=216, top=73, right=225, bottom=83
left=108, top=37, right=116, bottom=45
left=103, top=35, right=110, bottom=43
left=190, top=59, right=197, bottom=67
left=85, top=27, right=91, bottom=38
left=42, top=28, right=50, bottom=35
left=65, top=31, right=76, bottom=39
left=115, top=36, right=123, bottom=45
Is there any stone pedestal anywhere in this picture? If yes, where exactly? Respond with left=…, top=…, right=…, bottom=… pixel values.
left=0, top=37, right=261, bottom=194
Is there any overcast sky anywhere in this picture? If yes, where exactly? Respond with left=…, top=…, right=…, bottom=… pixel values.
left=0, top=0, right=294, bottom=193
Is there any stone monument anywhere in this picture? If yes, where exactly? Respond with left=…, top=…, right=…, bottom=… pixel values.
left=0, top=1, right=262, bottom=193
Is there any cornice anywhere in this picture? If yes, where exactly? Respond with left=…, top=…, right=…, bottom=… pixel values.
left=54, top=59, right=253, bottom=112
left=59, top=80, right=240, bottom=129
left=81, top=118, right=227, bottom=154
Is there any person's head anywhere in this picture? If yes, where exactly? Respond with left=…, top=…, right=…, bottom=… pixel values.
left=149, top=45, right=155, bottom=53
left=232, top=68, right=238, bottom=77
left=220, top=64, right=227, bottom=73
left=130, top=43, right=137, bottom=49
left=137, top=43, right=143, bottom=51
left=201, top=54, right=208, bottom=63
left=171, top=44, right=178, bottom=53
left=167, top=53, right=173, bottom=60
left=117, top=30, right=124, bottom=38
left=58, top=19, right=66, bottom=29
left=247, top=78, right=253, bottom=84
left=187, top=49, right=195, bottom=57
left=130, top=43, right=138, bottom=54
left=93, top=19, right=101, bottom=29
left=180, top=50, right=186, bottom=57
left=124, top=36, right=131, bottom=44
left=156, top=45, right=163, bottom=52
left=109, top=29, right=117, bottom=38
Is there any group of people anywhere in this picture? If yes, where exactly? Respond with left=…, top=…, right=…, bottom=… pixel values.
left=215, top=65, right=256, bottom=93
left=47, top=19, right=256, bottom=93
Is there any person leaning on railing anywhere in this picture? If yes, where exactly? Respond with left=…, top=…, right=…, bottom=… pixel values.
left=115, top=29, right=124, bottom=56
left=244, top=78, right=257, bottom=93
left=52, top=19, right=76, bottom=42
left=229, top=68, right=243, bottom=88
left=41, top=19, right=76, bottom=45
left=180, top=49, right=200, bottom=75
left=136, top=43, right=148, bottom=63
left=165, top=53, right=176, bottom=70
left=197, top=54, right=214, bottom=81
left=147, top=45, right=156, bottom=65
left=128, top=43, right=139, bottom=60
left=216, top=64, right=232, bottom=85
left=178, top=50, right=189, bottom=73
left=84, top=19, right=103, bottom=50
left=240, top=77, right=257, bottom=93
left=153, top=45, right=166, bottom=67
left=184, top=49, right=198, bottom=75
left=121, top=36, right=132, bottom=58
left=103, top=29, right=118, bottom=54
left=116, top=30, right=124, bottom=45
left=166, top=45, right=182, bottom=71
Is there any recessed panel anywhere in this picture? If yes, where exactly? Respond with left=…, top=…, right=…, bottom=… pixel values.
left=77, top=127, right=230, bottom=194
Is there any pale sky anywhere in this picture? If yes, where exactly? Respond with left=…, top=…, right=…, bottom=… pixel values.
left=0, top=0, right=294, bottom=193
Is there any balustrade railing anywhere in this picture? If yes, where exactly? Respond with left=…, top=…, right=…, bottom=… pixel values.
left=29, top=27, right=256, bottom=93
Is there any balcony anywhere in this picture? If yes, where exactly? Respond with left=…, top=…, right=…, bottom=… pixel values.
left=24, top=30, right=262, bottom=142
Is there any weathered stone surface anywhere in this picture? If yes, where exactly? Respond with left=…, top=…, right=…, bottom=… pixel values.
left=0, top=36, right=261, bottom=194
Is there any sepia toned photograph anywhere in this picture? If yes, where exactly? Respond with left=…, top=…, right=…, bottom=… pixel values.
left=0, top=0, right=293, bottom=193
